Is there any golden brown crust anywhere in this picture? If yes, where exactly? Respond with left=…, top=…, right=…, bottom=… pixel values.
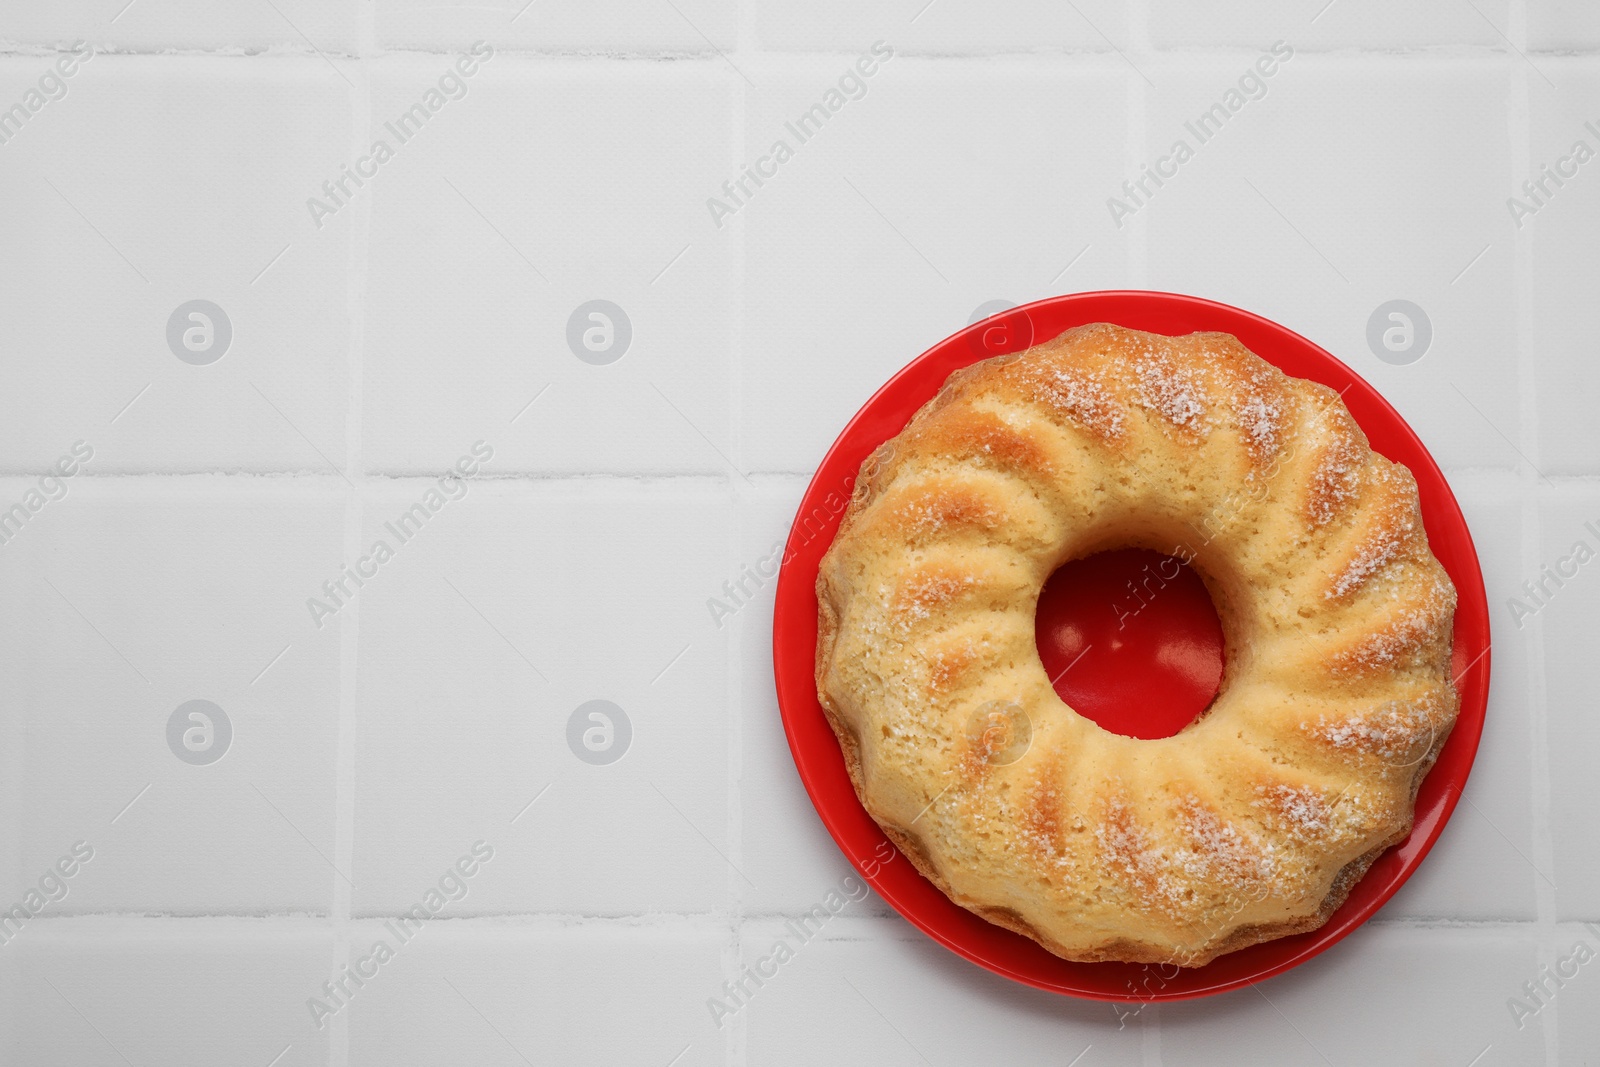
left=815, top=323, right=1459, bottom=968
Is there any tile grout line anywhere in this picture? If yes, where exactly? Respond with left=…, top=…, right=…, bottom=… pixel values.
left=1126, top=0, right=1158, bottom=1058
left=1125, top=22, right=1149, bottom=296
left=325, top=6, right=375, bottom=1065
left=727, top=5, right=753, bottom=1064
left=0, top=467, right=1593, bottom=486
left=1506, top=1, right=1562, bottom=1062
left=0, top=470, right=753, bottom=483
left=12, top=42, right=1600, bottom=60
left=20, top=911, right=1592, bottom=929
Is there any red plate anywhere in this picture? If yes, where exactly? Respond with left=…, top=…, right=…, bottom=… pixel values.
left=770, top=290, right=1490, bottom=1001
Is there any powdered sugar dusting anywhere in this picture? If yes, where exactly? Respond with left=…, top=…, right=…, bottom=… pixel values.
left=1096, top=790, right=1272, bottom=917
left=1096, top=793, right=1184, bottom=908
left=1176, top=797, right=1275, bottom=884
left=1237, top=386, right=1283, bottom=458
left=1328, top=515, right=1417, bottom=599
left=1136, top=356, right=1208, bottom=430
left=1252, top=784, right=1334, bottom=844
left=1017, top=772, right=1076, bottom=870
left=1018, top=364, right=1126, bottom=438
left=922, top=632, right=994, bottom=693
left=890, top=570, right=978, bottom=629
left=1307, top=694, right=1444, bottom=761
left=1330, top=572, right=1454, bottom=674
left=895, top=490, right=1002, bottom=539
left=905, top=501, right=953, bottom=536
left=1307, top=432, right=1365, bottom=527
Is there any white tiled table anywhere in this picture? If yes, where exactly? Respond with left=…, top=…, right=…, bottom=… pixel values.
left=0, top=2, right=1594, bottom=1063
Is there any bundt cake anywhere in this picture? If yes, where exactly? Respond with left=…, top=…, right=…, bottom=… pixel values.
left=814, top=322, right=1458, bottom=967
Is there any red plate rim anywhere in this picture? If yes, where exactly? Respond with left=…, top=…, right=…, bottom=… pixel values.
left=770, top=290, right=1491, bottom=1002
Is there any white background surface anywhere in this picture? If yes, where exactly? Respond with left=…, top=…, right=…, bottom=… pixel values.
left=0, top=1, right=1595, bottom=1064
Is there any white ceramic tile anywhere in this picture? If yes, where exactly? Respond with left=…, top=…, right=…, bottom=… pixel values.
left=0, top=478, right=344, bottom=913
left=349, top=479, right=736, bottom=916
left=1142, top=55, right=1519, bottom=473
left=1384, top=489, right=1539, bottom=921
left=741, top=57, right=1134, bottom=473
left=1528, top=63, right=1600, bottom=477
left=1148, top=0, right=1510, bottom=50
left=359, top=57, right=736, bottom=476
left=0, top=56, right=354, bottom=475
left=1528, top=1, right=1600, bottom=51
left=1159, top=925, right=1545, bottom=1064
left=751, top=0, right=1122, bottom=54
left=1551, top=922, right=1600, bottom=1061
left=1535, top=491, right=1600, bottom=921
left=742, top=915, right=1144, bottom=1066
left=735, top=480, right=880, bottom=915
left=344, top=922, right=725, bottom=1066
left=3, top=1, right=358, bottom=52
left=375, top=0, right=737, bottom=53
left=0, top=918, right=331, bottom=1067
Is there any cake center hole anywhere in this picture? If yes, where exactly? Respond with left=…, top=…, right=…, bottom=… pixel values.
left=1034, top=548, right=1225, bottom=740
